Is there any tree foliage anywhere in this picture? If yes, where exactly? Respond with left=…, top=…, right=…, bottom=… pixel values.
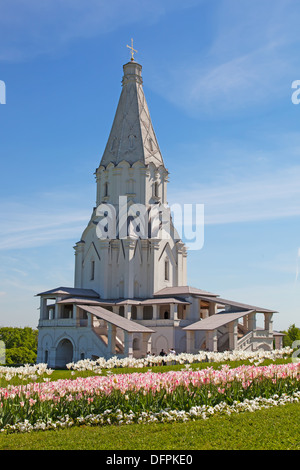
left=0, top=327, right=38, bottom=365
left=281, top=324, right=300, bottom=347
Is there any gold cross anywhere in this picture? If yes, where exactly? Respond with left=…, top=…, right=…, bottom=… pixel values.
left=127, top=38, right=138, bottom=62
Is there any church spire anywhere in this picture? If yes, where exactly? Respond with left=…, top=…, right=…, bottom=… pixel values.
left=99, top=55, right=165, bottom=169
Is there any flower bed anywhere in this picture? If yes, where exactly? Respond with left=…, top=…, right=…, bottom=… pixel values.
left=1, top=361, right=300, bottom=434
left=0, top=363, right=54, bottom=382
left=66, top=347, right=293, bottom=372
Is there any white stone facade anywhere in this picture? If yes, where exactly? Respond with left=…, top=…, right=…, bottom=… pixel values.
left=36, top=59, right=281, bottom=368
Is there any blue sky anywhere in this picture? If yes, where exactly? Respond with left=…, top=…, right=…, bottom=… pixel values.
left=0, top=0, right=300, bottom=331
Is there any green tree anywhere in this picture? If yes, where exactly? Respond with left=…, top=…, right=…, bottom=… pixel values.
left=5, top=347, right=37, bottom=365
left=281, top=324, right=300, bottom=347
left=0, top=327, right=38, bottom=364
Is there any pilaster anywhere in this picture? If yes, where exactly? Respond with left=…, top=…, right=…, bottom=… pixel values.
left=98, top=239, right=110, bottom=297
left=123, top=238, right=136, bottom=298
left=74, top=241, right=85, bottom=288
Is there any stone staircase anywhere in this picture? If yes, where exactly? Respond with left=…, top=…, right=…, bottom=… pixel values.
left=92, top=327, right=124, bottom=354
left=217, top=324, right=254, bottom=352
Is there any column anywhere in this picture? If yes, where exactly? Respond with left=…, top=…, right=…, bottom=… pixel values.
left=185, top=304, right=191, bottom=321
left=212, top=330, right=218, bottom=352
left=248, top=312, right=256, bottom=332
left=189, top=296, right=200, bottom=321
left=40, top=297, right=48, bottom=320
left=108, top=323, right=116, bottom=356
left=229, top=320, right=238, bottom=350
left=124, top=331, right=133, bottom=358
left=209, top=302, right=217, bottom=316
left=142, top=333, right=152, bottom=356
left=152, top=304, right=158, bottom=321
left=186, top=330, right=195, bottom=353
left=170, top=304, right=178, bottom=321
left=73, top=305, right=78, bottom=325
left=207, top=330, right=218, bottom=352
left=264, top=313, right=273, bottom=336
left=55, top=302, right=61, bottom=320
left=124, top=305, right=131, bottom=320
left=137, top=306, right=143, bottom=320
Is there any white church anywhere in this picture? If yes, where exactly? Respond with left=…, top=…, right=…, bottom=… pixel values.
left=36, top=51, right=282, bottom=368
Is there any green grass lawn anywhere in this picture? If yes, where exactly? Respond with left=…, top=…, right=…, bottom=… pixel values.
left=0, top=357, right=297, bottom=451
left=0, top=402, right=299, bottom=450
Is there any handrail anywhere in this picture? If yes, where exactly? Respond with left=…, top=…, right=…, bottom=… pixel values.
left=237, top=330, right=253, bottom=350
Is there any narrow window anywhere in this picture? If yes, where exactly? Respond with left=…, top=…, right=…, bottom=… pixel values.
left=104, top=182, right=109, bottom=197
left=154, top=181, right=159, bottom=198
left=165, top=259, right=169, bottom=281
left=91, top=260, right=95, bottom=281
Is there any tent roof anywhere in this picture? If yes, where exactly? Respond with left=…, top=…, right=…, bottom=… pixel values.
left=78, top=304, right=155, bottom=333
left=154, top=286, right=218, bottom=297
left=196, top=296, right=277, bottom=313
left=183, top=310, right=255, bottom=331
left=37, top=287, right=99, bottom=298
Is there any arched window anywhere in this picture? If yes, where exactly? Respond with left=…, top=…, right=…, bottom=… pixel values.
left=104, top=182, right=109, bottom=197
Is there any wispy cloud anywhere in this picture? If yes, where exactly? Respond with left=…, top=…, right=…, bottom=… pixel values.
left=0, top=0, right=202, bottom=61
left=169, top=164, right=300, bottom=225
left=0, top=191, right=90, bottom=250
left=148, top=0, right=300, bottom=116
